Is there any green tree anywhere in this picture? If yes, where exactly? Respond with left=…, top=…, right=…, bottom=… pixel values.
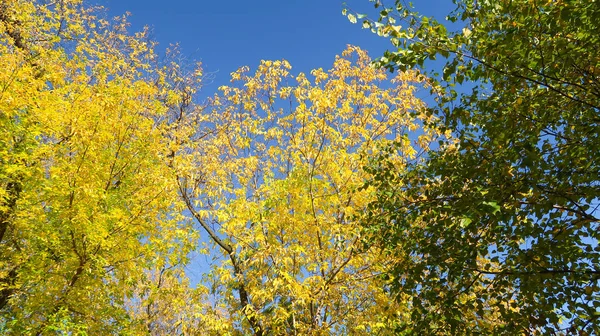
left=348, top=0, right=600, bottom=334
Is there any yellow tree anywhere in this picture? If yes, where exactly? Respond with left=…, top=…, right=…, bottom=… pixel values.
left=0, top=1, right=203, bottom=333
left=176, top=46, right=440, bottom=334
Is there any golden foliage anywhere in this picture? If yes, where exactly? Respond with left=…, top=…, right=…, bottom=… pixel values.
left=1, top=1, right=440, bottom=334
left=177, top=45, right=438, bottom=334
left=0, top=1, right=201, bottom=333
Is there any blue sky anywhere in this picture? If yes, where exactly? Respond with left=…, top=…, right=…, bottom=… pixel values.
left=104, top=0, right=456, bottom=91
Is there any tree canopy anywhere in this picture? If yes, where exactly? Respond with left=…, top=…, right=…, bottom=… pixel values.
left=347, top=0, right=599, bottom=334
left=0, top=1, right=441, bottom=334
left=0, top=1, right=201, bottom=333
left=2, top=0, right=598, bottom=334
left=173, top=45, right=440, bottom=335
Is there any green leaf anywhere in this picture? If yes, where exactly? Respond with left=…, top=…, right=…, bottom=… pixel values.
left=459, top=217, right=472, bottom=228
left=482, top=201, right=501, bottom=214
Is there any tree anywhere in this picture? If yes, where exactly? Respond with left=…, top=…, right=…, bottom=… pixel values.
left=0, top=1, right=200, bottom=333
left=175, top=46, right=440, bottom=335
left=347, top=0, right=599, bottom=334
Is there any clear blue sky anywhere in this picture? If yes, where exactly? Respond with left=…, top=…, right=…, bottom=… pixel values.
left=103, top=0, right=456, bottom=90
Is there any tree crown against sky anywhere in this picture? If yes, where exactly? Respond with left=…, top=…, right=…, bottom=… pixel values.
left=345, top=0, right=600, bottom=334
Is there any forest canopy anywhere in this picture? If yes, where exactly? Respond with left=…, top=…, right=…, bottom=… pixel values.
left=1, top=0, right=598, bottom=334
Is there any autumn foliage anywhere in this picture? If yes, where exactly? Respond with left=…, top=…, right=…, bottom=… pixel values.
left=0, top=1, right=440, bottom=334
left=6, top=0, right=594, bottom=334
left=0, top=0, right=197, bottom=333
left=173, top=46, right=438, bottom=334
